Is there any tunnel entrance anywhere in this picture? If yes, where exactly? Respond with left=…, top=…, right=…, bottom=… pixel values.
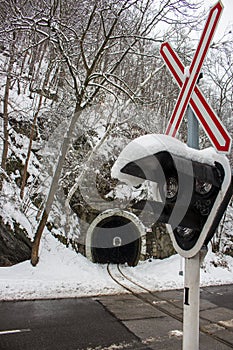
left=91, top=216, right=140, bottom=266
left=86, top=210, right=145, bottom=266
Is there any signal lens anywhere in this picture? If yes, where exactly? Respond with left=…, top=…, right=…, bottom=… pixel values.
left=195, top=180, right=212, bottom=195
left=176, top=227, right=194, bottom=239
left=165, top=177, right=179, bottom=199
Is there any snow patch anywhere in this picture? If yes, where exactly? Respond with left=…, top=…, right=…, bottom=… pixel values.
left=168, top=330, right=183, bottom=339
left=0, top=234, right=233, bottom=301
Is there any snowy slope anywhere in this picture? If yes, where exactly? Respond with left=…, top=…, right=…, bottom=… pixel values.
left=0, top=234, right=232, bottom=301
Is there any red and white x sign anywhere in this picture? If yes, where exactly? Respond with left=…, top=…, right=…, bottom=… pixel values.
left=160, top=1, right=232, bottom=154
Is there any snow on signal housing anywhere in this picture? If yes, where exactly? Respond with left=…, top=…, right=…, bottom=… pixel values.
left=112, top=134, right=233, bottom=258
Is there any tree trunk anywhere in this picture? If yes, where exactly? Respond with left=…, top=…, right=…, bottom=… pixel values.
left=0, top=51, right=15, bottom=189
left=31, top=210, right=48, bottom=266
left=1, top=60, right=15, bottom=169
left=1, top=78, right=10, bottom=171
left=20, top=95, right=43, bottom=199
left=31, top=105, right=83, bottom=266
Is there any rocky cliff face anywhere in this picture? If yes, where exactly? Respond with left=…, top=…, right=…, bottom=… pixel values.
left=0, top=217, right=32, bottom=266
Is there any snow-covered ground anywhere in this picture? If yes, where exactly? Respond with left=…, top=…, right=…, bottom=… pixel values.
left=0, top=234, right=233, bottom=301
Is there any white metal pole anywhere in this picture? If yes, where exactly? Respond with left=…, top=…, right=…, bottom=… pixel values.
left=183, top=92, right=201, bottom=349
left=182, top=253, right=200, bottom=350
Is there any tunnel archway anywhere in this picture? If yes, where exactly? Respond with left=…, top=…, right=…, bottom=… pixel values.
left=86, top=209, right=145, bottom=266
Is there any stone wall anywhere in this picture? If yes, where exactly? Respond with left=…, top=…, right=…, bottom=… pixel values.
left=145, top=223, right=176, bottom=259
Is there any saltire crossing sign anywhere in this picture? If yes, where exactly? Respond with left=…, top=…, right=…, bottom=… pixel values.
left=160, top=1, right=232, bottom=154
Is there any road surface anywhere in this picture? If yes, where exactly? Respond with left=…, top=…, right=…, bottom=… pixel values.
left=0, top=284, right=233, bottom=350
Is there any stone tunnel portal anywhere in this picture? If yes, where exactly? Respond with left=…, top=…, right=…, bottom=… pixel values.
left=86, top=210, right=145, bottom=266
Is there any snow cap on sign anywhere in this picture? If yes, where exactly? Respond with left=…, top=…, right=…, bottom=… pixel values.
left=111, top=134, right=228, bottom=186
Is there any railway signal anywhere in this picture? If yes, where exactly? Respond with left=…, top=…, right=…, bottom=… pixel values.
left=111, top=134, right=233, bottom=258
left=158, top=2, right=232, bottom=350
left=112, top=3, right=233, bottom=350
left=112, top=3, right=232, bottom=350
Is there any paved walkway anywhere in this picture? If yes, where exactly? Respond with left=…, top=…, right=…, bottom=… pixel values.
left=97, top=284, right=233, bottom=350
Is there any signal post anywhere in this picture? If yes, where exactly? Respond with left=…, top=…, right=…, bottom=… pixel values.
left=111, top=2, right=233, bottom=350
left=162, top=2, right=227, bottom=349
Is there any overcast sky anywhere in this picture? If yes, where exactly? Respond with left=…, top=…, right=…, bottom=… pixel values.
left=205, top=0, right=233, bottom=39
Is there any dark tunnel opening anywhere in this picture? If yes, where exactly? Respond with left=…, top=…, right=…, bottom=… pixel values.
left=91, top=215, right=141, bottom=266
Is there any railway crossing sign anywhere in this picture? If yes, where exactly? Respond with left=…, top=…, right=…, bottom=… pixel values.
left=161, top=1, right=232, bottom=154
left=159, top=2, right=232, bottom=349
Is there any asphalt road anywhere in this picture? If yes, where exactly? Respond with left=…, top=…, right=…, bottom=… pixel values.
left=0, top=284, right=232, bottom=350
left=0, top=297, right=148, bottom=350
left=200, top=284, right=233, bottom=310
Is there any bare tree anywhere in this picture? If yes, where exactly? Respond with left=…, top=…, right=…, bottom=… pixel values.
left=20, top=95, right=43, bottom=199
left=32, top=0, right=204, bottom=265
left=206, top=35, right=233, bottom=123
left=0, top=0, right=203, bottom=265
left=0, top=32, right=16, bottom=188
